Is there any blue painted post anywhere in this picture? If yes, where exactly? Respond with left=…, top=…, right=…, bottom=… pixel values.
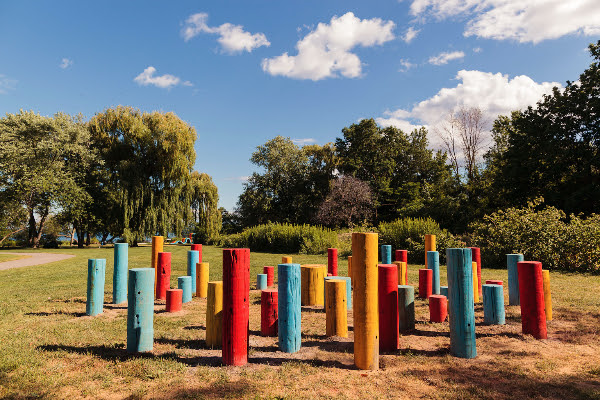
left=482, top=284, right=505, bottom=325
left=178, top=276, right=192, bottom=303
left=113, top=243, right=128, bottom=304
left=398, top=285, right=415, bottom=332
left=381, top=245, right=392, bottom=264
left=187, top=250, right=200, bottom=295
left=507, top=254, right=524, bottom=306
left=257, top=273, right=268, bottom=290
left=427, top=251, right=440, bottom=295
left=278, top=263, right=301, bottom=353
left=446, top=248, right=477, bottom=359
left=324, top=276, right=352, bottom=310
left=441, top=286, right=448, bottom=298
left=86, top=259, right=106, bottom=316
left=127, top=268, right=154, bottom=353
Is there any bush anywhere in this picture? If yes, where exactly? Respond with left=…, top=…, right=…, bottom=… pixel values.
left=378, top=217, right=463, bottom=264
left=469, top=198, right=600, bottom=272
left=217, top=223, right=338, bottom=254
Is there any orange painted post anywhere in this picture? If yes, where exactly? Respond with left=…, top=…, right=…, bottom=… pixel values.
left=206, top=281, right=223, bottom=348
left=472, top=262, right=480, bottom=303
left=424, top=235, right=436, bottom=267
left=282, top=256, right=292, bottom=264
left=196, top=262, right=209, bottom=298
left=151, top=236, right=164, bottom=292
left=393, top=261, right=407, bottom=285
left=542, top=270, right=553, bottom=321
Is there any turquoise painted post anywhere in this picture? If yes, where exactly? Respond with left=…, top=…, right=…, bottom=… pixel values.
left=113, top=243, right=128, bottom=304
left=187, top=250, right=200, bottom=294
left=427, top=251, right=440, bottom=295
left=257, top=274, right=268, bottom=290
left=86, top=259, right=106, bottom=316
left=178, top=276, right=192, bottom=303
left=446, top=248, right=476, bottom=359
left=398, top=285, right=415, bottom=332
left=482, top=284, right=505, bottom=325
left=278, top=263, right=301, bottom=353
left=441, top=286, right=448, bottom=298
left=381, top=245, right=392, bottom=264
left=324, top=276, right=352, bottom=310
left=507, top=254, right=524, bottom=306
left=127, top=268, right=154, bottom=353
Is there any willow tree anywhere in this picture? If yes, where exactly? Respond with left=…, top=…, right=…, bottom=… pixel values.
left=190, top=171, right=221, bottom=243
left=89, top=106, right=196, bottom=244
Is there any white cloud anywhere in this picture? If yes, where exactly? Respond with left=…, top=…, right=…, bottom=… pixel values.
left=402, top=26, right=420, bottom=43
left=473, top=47, right=482, bottom=53
left=376, top=70, right=561, bottom=148
left=428, top=50, right=465, bottom=65
left=291, top=138, right=317, bottom=145
left=181, top=13, right=270, bottom=53
left=399, top=59, right=416, bottom=72
left=134, top=66, right=184, bottom=89
left=0, top=74, right=17, bottom=94
left=261, top=12, right=395, bottom=81
left=60, top=58, right=73, bottom=69
left=225, top=176, right=250, bottom=182
left=409, top=0, right=600, bottom=43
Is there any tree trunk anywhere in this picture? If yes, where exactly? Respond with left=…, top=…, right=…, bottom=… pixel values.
left=85, top=231, right=91, bottom=246
left=76, top=227, right=84, bottom=248
left=28, top=209, right=37, bottom=247
left=0, top=226, right=26, bottom=246
left=70, top=227, right=76, bottom=247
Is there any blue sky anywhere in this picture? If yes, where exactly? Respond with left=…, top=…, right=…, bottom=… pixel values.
left=0, top=1, right=598, bottom=210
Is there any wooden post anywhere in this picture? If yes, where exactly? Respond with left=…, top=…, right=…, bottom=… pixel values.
left=424, top=235, right=436, bottom=267
left=196, top=262, right=209, bottom=298
left=261, top=289, right=278, bottom=337
left=222, top=248, right=250, bottom=366
left=446, top=248, right=477, bottom=359
left=472, top=262, right=480, bottom=303
left=352, top=232, right=379, bottom=370
left=278, top=263, right=301, bottom=353
left=398, top=285, right=415, bottom=332
left=257, top=273, right=268, bottom=290
left=327, top=248, right=338, bottom=276
left=482, top=284, right=505, bottom=325
left=156, top=252, right=171, bottom=300
left=486, top=280, right=503, bottom=285
left=178, top=276, right=192, bottom=303
left=393, top=261, right=407, bottom=285
left=166, top=288, right=182, bottom=312
left=187, top=250, right=200, bottom=295
left=348, top=256, right=353, bottom=281
left=324, top=276, right=352, bottom=310
left=542, top=270, right=552, bottom=321
left=206, top=281, right=223, bottom=348
left=191, top=244, right=202, bottom=257
left=469, top=247, right=482, bottom=296
left=282, top=256, right=292, bottom=264
left=518, top=261, right=547, bottom=339
left=263, top=266, right=275, bottom=286
left=441, top=286, right=448, bottom=298
left=381, top=245, right=392, bottom=264
left=151, top=236, right=163, bottom=292
left=300, top=264, right=326, bottom=306
left=418, top=269, right=433, bottom=299
left=378, top=264, right=399, bottom=352
left=395, top=250, right=408, bottom=284
left=113, top=243, right=128, bottom=304
left=325, top=279, right=348, bottom=338
left=86, top=259, right=106, bottom=316
left=127, top=268, right=154, bottom=353
left=427, top=251, right=440, bottom=295
left=429, top=295, right=448, bottom=322
left=507, top=254, right=524, bottom=306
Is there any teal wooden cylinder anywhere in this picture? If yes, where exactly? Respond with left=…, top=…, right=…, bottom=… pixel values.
left=398, top=285, right=415, bottom=332
left=113, top=243, right=128, bottom=304
left=86, top=259, right=106, bottom=316
left=324, top=276, right=352, bottom=310
left=278, top=263, right=301, bottom=353
left=127, top=268, right=154, bottom=353
left=507, top=254, right=524, bottom=306
left=483, top=284, right=505, bottom=325
left=381, top=245, right=392, bottom=264
left=257, top=273, right=268, bottom=290
left=178, top=276, right=192, bottom=303
left=446, top=248, right=477, bottom=359
left=441, top=286, right=448, bottom=298
left=427, top=251, right=440, bottom=295
left=187, top=250, right=200, bottom=294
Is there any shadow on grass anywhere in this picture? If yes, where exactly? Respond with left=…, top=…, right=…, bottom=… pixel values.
left=301, top=306, right=325, bottom=314
left=25, top=311, right=85, bottom=317
left=249, top=355, right=355, bottom=369
left=183, top=324, right=206, bottom=331
left=150, top=380, right=256, bottom=400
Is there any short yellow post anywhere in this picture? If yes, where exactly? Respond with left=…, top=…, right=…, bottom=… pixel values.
left=326, top=279, right=348, bottom=337
left=206, top=281, right=223, bottom=348
left=151, top=236, right=164, bottom=291
left=282, top=256, right=292, bottom=264
left=424, top=235, right=436, bottom=267
left=542, top=270, right=553, bottom=321
left=196, top=262, right=209, bottom=298
left=393, top=261, right=407, bottom=285
left=352, top=232, right=379, bottom=370
left=472, top=262, right=479, bottom=303
left=301, top=265, right=326, bottom=306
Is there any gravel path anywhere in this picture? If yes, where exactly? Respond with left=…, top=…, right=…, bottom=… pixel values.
left=0, top=252, right=76, bottom=271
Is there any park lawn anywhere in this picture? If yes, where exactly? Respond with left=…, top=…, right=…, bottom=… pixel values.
left=0, top=253, right=30, bottom=263
left=0, top=246, right=599, bottom=399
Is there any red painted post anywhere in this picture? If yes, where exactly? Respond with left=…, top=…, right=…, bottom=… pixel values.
left=469, top=247, right=482, bottom=296
left=222, top=248, right=250, bottom=366
left=486, top=280, right=503, bottom=285
left=190, top=244, right=203, bottom=262
left=261, top=289, right=278, bottom=337
left=156, top=252, right=171, bottom=300
left=165, top=289, right=183, bottom=312
left=327, top=248, right=338, bottom=276
left=263, top=266, right=274, bottom=286
left=395, top=250, right=408, bottom=283
left=429, top=295, right=448, bottom=322
left=517, top=261, right=547, bottom=339
left=378, top=264, right=399, bottom=352
left=418, top=269, right=433, bottom=299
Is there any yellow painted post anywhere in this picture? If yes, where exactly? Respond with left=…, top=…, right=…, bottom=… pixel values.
left=301, top=265, right=326, bottom=306
left=352, top=232, right=379, bottom=371
left=282, top=256, right=292, bottom=264
left=196, top=262, right=209, bottom=298
left=542, top=270, right=552, bottom=321
left=206, top=281, right=223, bottom=348
left=151, top=236, right=164, bottom=292
left=326, top=280, right=348, bottom=337
left=424, top=235, right=436, bottom=267
left=472, top=262, right=479, bottom=303
left=393, top=261, right=407, bottom=285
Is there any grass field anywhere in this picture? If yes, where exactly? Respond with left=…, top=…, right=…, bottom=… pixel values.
left=0, top=253, right=29, bottom=263
left=0, top=245, right=599, bottom=399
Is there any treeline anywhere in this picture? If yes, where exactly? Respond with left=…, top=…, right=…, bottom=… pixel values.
left=0, top=106, right=220, bottom=247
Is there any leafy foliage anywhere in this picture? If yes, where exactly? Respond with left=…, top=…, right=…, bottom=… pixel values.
left=315, top=175, right=373, bottom=228
left=190, top=171, right=221, bottom=243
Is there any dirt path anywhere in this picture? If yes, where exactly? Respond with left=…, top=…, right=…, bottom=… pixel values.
left=0, top=252, right=75, bottom=271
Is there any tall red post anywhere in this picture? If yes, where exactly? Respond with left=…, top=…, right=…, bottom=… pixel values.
left=378, top=264, right=399, bottom=352
left=263, top=266, right=274, bottom=286
left=517, top=261, right=547, bottom=339
left=418, top=269, right=433, bottom=299
left=395, top=250, right=408, bottom=283
left=222, top=248, right=250, bottom=365
left=327, top=248, right=338, bottom=276
left=156, top=252, right=171, bottom=300
left=261, top=289, right=278, bottom=336
left=191, top=244, right=203, bottom=261
left=470, top=247, right=482, bottom=295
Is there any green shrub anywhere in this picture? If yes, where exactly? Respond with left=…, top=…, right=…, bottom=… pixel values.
left=378, top=217, right=463, bottom=264
left=217, top=223, right=338, bottom=254
left=469, top=198, right=600, bottom=272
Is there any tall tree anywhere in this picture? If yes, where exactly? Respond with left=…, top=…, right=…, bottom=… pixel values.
left=190, top=171, right=221, bottom=243
left=315, top=175, right=373, bottom=228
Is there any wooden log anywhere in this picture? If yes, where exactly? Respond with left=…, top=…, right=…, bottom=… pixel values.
left=278, top=263, right=301, bottom=353
left=156, top=252, right=171, bottom=300
left=542, top=270, right=552, bottom=321
left=395, top=250, right=408, bottom=284
left=469, top=247, right=482, bottom=296
left=393, top=261, right=407, bottom=285
left=440, top=286, right=448, bottom=298
left=378, top=264, right=399, bottom=352
left=187, top=250, right=200, bottom=295
left=429, top=295, right=448, bottom=323
left=300, top=264, right=326, bottom=306
left=324, top=276, right=352, bottom=310
left=327, top=248, right=338, bottom=276
left=398, top=285, right=415, bottom=332
left=196, top=262, right=209, bottom=298
left=178, top=276, right=192, bottom=303
left=427, top=251, right=440, bottom=295
left=380, top=245, right=392, bottom=264
left=263, top=266, right=275, bottom=286
left=113, top=243, right=128, bottom=304
left=418, top=268, right=433, bottom=299
left=326, top=279, right=348, bottom=338
left=482, top=284, right=505, bottom=325
left=222, top=248, right=250, bottom=365
left=486, top=280, right=503, bottom=285
left=282, top=256, right=292, bottom=264
left=86, top=259, right=106, bottom=316
left=151, top=236, right=163, bottom=292
left=206, top=281, right=223, bottom=348
left=257, top=273, right=268, bottom=290
left=507, top=254, right=524, bottom=306
left=166, top=288, right=182, bottom=313
left=517, top=261, right=547, bottom=339
left=348, top=256, right=353, bottom=282
left=472, top=262, right=480, bottom=303
left=261, top=289, right=278, bottom=337
left=127, top=268, right=154, bottom=353
left=424, top=235, right=436, bottom=267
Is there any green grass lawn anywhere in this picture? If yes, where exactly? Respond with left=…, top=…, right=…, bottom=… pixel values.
left=0, top=253, right=30, bottom=263
left=0, top=245, right=599, bottom=399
